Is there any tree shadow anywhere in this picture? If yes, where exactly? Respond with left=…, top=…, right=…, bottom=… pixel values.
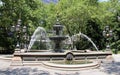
left=0, top=67, right=50, bottom=75
left=54, top=72, right=80, bottom=75
left=101, top=62, right=120, bottom=75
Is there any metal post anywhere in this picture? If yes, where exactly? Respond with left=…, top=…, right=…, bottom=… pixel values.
left=11, top=19, right=27, bottom=53
left=103, top=25, right=113, bottom=51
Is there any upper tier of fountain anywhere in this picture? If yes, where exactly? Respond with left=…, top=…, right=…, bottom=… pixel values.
left=27, top=16, right=99, bottom=52
left=49, top=18, right=68, bottom=52
left=53, top=22, right=63, bottom=35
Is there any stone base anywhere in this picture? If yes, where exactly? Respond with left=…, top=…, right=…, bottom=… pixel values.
left=11, top=56, right=23, bottom=66
left=52, top=49, right=64, bottom=53
left=11, top=50, right=112, bottom=66
left=105, top=55, right=114, bottom=62
left=42, top=61, right=100, bottom=71
left=21, top=49, right=27, bottom=53
left=14, top=48, right=21, bottom=53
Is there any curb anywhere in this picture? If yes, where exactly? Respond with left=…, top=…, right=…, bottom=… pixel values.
left=42, top=61, right=100, bottom=71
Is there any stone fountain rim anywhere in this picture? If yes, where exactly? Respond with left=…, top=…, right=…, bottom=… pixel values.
left=42, top=60, right=100, bottom=71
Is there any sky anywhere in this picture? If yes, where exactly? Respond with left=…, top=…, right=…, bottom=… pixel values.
left=99, top=0, right=109, bottom=2
left=0, top=0, right=109, bottom=5
left=42, top=0, right=109, bottom=3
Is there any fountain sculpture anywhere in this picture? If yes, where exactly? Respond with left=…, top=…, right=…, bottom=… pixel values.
left=49, top=18, right=67, bottom=52
left=28, top=27, right=48, bottom=51
left=11, top=16, right=112, bottom=70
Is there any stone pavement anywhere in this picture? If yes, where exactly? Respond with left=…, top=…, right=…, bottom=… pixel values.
left=0, top=60, right=11, bottom=70
left=0, top=54, right=12, bottom=70
left=0, top=54, right=120, bottom=75
left=112, top=54, right=120, bottom=62
left=0, top=66, right=108, bottom=75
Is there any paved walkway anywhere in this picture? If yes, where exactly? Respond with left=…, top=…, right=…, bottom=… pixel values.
left=112, top=54, right=120, bottom=62
left=0, top=54, right=120, bottom=75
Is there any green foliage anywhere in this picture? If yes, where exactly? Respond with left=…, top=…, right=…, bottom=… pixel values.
left=0, top=0, right=43, bottom=53
left=0, top=0, right=120, bottom=53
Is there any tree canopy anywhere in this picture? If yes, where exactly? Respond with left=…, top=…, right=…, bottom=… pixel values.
left=0, top=0, right=120, bottom=53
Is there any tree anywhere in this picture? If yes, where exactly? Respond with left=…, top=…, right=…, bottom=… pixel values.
left=0, top=0, right=44, bottom=53
left=0, top=0, right=120, bottom=52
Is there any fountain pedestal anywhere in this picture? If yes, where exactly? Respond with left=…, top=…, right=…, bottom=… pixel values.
left=11, top=17, right=113, bottom=70
left=50, top=36, right=67, bottom=52
left=49, top=18, right=67, bottom=52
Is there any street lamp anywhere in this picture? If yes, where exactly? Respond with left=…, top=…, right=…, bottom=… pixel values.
left=103, top=25, right=113, bottom=50
left=11, top=19, right=21, bottom=49
left=11, top=19, right=27, bottom=52
left=23, top=26, right=27, bottom=32
left=16, top=19, right=21, bottom=31
left=23, top=26, right=27, bottom=51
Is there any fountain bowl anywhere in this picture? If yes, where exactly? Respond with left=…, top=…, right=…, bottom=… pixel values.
left=49, top=36, right=68, bottom=41
left=42, top=60, right=100, bottom=71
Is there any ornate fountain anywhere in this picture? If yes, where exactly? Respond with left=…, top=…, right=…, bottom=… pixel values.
left=11, top=16, right=112, bottom=70
left=49, top=18, right=67, bottom=52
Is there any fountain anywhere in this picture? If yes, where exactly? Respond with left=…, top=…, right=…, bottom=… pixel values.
left=11, top=16, right=112, bottom=70
left=28, top=27, right=50, bottom=51
left=49, top=18, right=68, bottom=52
left=73, top=32, right=99, bottom=51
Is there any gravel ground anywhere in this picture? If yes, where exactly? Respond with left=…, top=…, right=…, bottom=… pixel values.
left=0, top=66, right=107, bottom=75
left=0, top=54, right=120, bottom=75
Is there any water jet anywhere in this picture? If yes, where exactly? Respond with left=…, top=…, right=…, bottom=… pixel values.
left=11, top=17, right=112, bottom=70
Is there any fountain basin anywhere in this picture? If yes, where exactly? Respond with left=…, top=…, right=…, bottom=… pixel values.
left=53, top=25, right=63, bottom=31
left=49, top=36, right=67, bottom=41
left=42, top=60, right=100, bottom=71
left=11, top=50, right=112, bottom=67
left=13, top=51, right=112, bottom=62
left=49, top=60, right=92, bottom=64
left=49, top=36, right=68, bottom=52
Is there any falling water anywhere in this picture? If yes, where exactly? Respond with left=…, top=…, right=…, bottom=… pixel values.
left=64, top=35, right=73, bottom=45
left=27, top=27, right=50, bottom=51
left=28, top=27, right=98, bottom=51
left=74, top=32, right=99, bottom=51
left=63, top=35, right=73, bottom=50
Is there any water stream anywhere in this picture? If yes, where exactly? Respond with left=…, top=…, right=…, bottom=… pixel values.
left=27, top=27, right=50, bottom=51
left=76, top=32, right=99, bottom=51
left=27, top=27, right=98, bottom=51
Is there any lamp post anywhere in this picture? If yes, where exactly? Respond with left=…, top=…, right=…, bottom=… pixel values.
left=103, top=25, right=113, bottom=50
left=11, top=19, right=27, bottom=52
left=23, top=26, right=27, bottom=51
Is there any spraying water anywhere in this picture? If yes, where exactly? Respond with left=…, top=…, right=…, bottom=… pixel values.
left=73, top=32, right=99, bottom=51
left=27, top=27, right=50, bottom=51
left=64, top=35, right=73, bottom=45
left=28, top=27, right=98, bottom=51
left=63, top=35, right=73, bottom=50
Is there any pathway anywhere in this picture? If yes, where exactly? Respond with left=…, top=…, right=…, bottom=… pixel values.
left=0, top=54, right=120, bottom=75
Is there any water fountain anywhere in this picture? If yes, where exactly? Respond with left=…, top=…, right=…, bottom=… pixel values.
left=28, top=27, right=47, bottom=50
left=73, top=32, right=99, bottom=51
left=49, top=18, right=68, bottom=52
left=11, top=16, right=112, bottom=70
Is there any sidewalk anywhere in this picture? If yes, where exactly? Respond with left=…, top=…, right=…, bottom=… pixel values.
left=112, top=54, right=120, bottom=62
left=0, top=54, right=120, bottom=75
left=0, top=54, right=12, bottom=70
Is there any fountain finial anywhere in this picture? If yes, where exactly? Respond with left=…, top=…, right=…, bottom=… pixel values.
left=79, top=32, right=81, bottom=35
left=49, top=13, right=68, bottom=52
left=56, top=13, right=60, bottom=25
